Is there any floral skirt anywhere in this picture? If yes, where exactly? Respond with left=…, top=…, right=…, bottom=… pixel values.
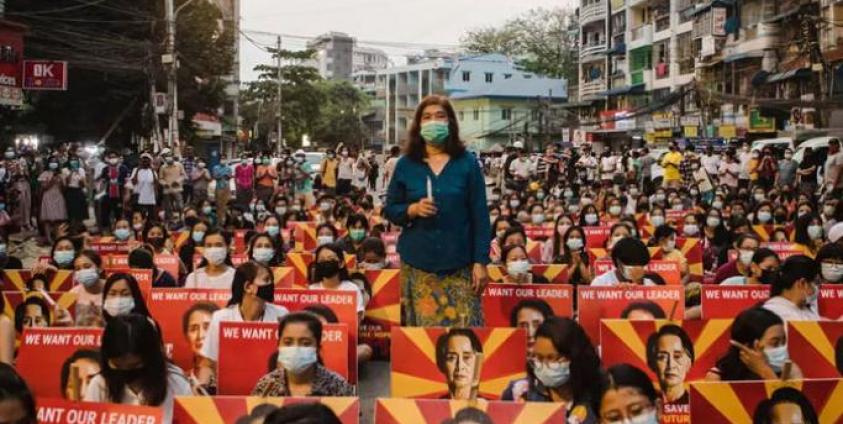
left=400, top=263, right=484, bottom=327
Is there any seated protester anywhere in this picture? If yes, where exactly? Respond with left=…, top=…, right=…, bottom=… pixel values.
left=499, top=226, right=527, bottom=251
left=130, top=211, right=146, bottom=239
left=252, top=312, right=353, bottom=397
left=198, top=200, right=217, bottom=227
left=579, top=204, right=600, bottom=227
left=714, top=233, right=761, bottom=284
left=31, top=236, right=78, bottom=274
left=112, top=218, right=134, bottom=243
left=794, top=213, right=825, bottom=257
left=315, top=223, right=339, bottom=248
left=315, top=195, right=336, bottom=224
left=14, top=296, right=51, bottom=335
left=196, top=261, right=289, bottom=392
left=556, top=226, right=592, bottom=285
left=770, top=228, right=790, bottom=243
left=357, top=237, right=391, bottom=270
left=503, top=317, right=602, bottom=420
left=83, top=314, right=192, bottom=422
left=650, top=225, right=689, bottom=283
left=261, top=215, right=285, bottom=251
left=621, top=301, right=667, bottom=321
left=129, top=247, right=178, bottom=288
left=763, top=255, right=820, bottom=321
left=0, top=233, right=22, bottom=270
left=605, top=223, right=632, bottom=252
left=816, top=242, right=843, bottom=283
left=184, top=229, right=236, bottom=289
left=706, top=307, right=802, bottom=381
left=263, top=403, right=342, bottom=424
left=648, top=207, right=667, bottom=228
left=599, top=364, right=660, bottom=424
left=720, top=248, right=780, bottom=286
left=308, top=244, right=366, bottom=317
left=101, top=273, right=152, bottom=321
left=178, top=220, right=209, bottom=276
left=61, top=349, right=101, bottom=401
left=497, top=244, right=549, bottom=285
left=179, top=208, right=200, bottom=232
left=592, top=238, right=657, bottom=286
left=339, top=214, right=369, bottom=256
left=0, top=363, right=37, bottom=424
left=509, top=299, right=555, bottom=356
left=142, top=222, right=173, bottom=255
left=70, top=250, right=106, bottom=315
left=489, top=218, right=514, bottom=263
left=752, top=387, right=819, bottom=424
left=248, top=233, right=284, bottom=267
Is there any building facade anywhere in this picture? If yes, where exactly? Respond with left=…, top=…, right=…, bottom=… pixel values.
left=307, top=32, right=355, bottom=81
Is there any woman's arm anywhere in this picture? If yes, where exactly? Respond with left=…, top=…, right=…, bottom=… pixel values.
left=0, top=316, right=14, bottom=365
left=468, top=158, right=492, bottom=266
left=383, top=162, right=411, bottom=226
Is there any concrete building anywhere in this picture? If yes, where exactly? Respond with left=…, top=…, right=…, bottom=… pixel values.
left=353, top=46, right=389, bottom=73
left=307, top=32, right=355, bottom=81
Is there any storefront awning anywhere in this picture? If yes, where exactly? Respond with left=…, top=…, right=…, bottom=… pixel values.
left=765, top=68, right=812, bottom=83
left=724, top=51, right=764, bottom=63
left=599, top=83, right=646, bottom=96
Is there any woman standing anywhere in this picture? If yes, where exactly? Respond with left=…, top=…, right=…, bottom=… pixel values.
left=38, top=157, right=67, bottom=244
left=385, top=95, right=491, bottom=327
left=63, top=156, right=88, bottom=227
left=131, top=153, right=157, bottom=218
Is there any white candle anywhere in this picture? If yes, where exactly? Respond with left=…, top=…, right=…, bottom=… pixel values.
left=427, top=176, right=433, bottom=201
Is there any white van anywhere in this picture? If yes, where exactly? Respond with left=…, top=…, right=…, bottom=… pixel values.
left=751, top=137, right=793, bottom=153
left=793, top=136, right=838, bottom=164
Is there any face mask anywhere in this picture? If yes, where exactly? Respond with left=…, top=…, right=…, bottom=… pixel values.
left=805, top=282, right=819, bottom=305
left=825, top=205, right=836, bottom=216
left=650, top=215, right=665, bottom=227
left=108, top=158, right=119, bottom=165
left=49, top=162, right=59, bottom=170
left=585, top=213, right=598, bottom=225
left=54, top=250, right=75, bottom=266
left=683, top=225, right=699, bottom=236
left=198, top=162, right=206, bottom=169
left=621, top=410, right=659, bottom=424
left=822, top=263, right=843, bottom=282
left=537, top=192, right=545, bottom=200
left=764, top=344, right=789, bottom=373
left=277, top=346, right=318, bottom=375
left=320, top=202, right=332, bottom=212
left=74, top=268, right=100, bottom=287
left=620, top=264, right=639, bottom=281
left=808, top=225, right=823, bottom=240
left=275, top=206, right=287, bottom=215
left=192, top=231, right=205, bottom=243
left=531, top=214, right=545, bottom=225
left=629, top=189, right=639, bottom=197
left=360, top=261, right=385, bottom=271
left=533, top=360, right=570, bottom=388
left=202, top=206, right=213, bottom=215
left=315, top=260, right=341, bottom=280
left=663, top=239, right=676, bottom=252
left=420, top=121, right=450, bottom=144
left=253, top=247, right=275, bottom=264
left=114, top=228, right=131, bottom=241
left=754, top=193, right=765, bottom=202
left=510, top=200, right=520, bottom=209
left=758, top=269, right=778, bottom=285
left=757, top=211, right=772, bottom=223
left=566, top=238, right=584, bottom=251
left=349, top=228, right=366, bottom=242
left=568, top=205, right=580, bottom=214
left=203, top=247, right=227, bottom=265
left=712, top=201, right=723, bottom=210
left=609, top=205, right=622, bottom=216
left=103, top=296, right=135, bottom=316
left=739, top=249, right=754, bottom=266
left=654, top=194, right=666, bottom=202
left=672, top=203, right=683, bottom=211
left=507, top=260, right=531, bottom=277
left=563, top=190, right=573, bottom=198
left=147, top=237, right=165, bottom=249
left=317, top=235, right=334, bottom=246
left=707, top=217, right=720, bottom=227
left=581, top=198, right=593, bottom=206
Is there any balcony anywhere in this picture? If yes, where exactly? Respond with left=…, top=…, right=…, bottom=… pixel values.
left=580, top=43, right=608, bottom=62
left=580, top=1, right=608, bottom=25
left=630, top=69, right=653, bottom=87
left=655, top=15, right=671, bottom=33
left=628, top=24, right=653, bottom=49
left=580, top=80, right=608, bottom=99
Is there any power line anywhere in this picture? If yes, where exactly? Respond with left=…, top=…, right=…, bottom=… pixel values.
left=242, top=28, right=461, bottom=51
left=4, top=0, right=110, bottom=16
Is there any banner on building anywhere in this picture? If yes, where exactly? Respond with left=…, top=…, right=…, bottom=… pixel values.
left=712, top=7, right=727, bottom=36
left=684, top=126, right=699, bottom=137
left=0, top=20, right=25, bottom=106
left=749, top=109, right=776, bottom=133
left=652, top=112, right=673, bottom=129
left=23, top=60, right=68, bottom=91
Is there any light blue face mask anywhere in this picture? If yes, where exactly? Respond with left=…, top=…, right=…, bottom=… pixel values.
left=252, top=247, right=275, bottom=264
left=114, top=228, right=131, bottom=241
left=265, top=225, right=280, bottom=237
left=764, top=344, right=789, bottom=373
left=420, top=121, right=450, bottom=144
left=54, top=250, right=75, bottom=266
left=532, top=360, right=570, bottom=388
left=192, top=231, right=205, bottom=243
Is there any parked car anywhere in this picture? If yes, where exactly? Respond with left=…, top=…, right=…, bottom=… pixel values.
left=751, top=137, right=793, bottom=153
left=793, top=136, right=837, bottom=164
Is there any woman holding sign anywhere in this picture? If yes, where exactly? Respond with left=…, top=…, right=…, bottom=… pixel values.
left=385, top=95, right=491, bottom=327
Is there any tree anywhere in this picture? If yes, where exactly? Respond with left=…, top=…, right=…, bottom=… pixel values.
left=461, top=7, right=579, bottom=81
left=312, top=80, right=370, bottom=149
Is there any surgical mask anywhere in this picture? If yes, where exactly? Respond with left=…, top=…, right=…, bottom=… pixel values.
left=754, top=193, right=765, bottom=202
left=203, top=247, right=227, bottom=265
left=606, top=410, right=659, bottom=424
left=609, top=205, right=622, bottom=216
left=532, top=360, right=570, bottom=388
left=114, top=228, right=131, bottom=241
left=654, top=194, right=666, bottom=202
left=663, top=239, right=676, bottom=252
left=683, top=225, right=699, bottom=236
left=360, top=261, right=386, bottom=271
left=566, top=238, right=584, bottom=251
left=650, top=215, right=665, bottom=227
left=821, top=263, right=843, bottom=282
left=495, top=230, right=506, bottom=239
left=192, top=231, right=205, bottom=243
left=808, top=225, right=823, bottom=240
left=54, top=250, right=75, bottom=266
left=581, top=198, right=593, bottom=206
left=537, top=192, right=545, bottom=200
left=712, top=201, right=723, bottom=210
left=74, top=268, right=99, bottom=287
left=420, top=121, right=450, bottom=144
left=320, top=202, right=332, bottom=212
left=707, top=217, right=721, bottom=227
left=585, top=213, right=598, bottom=225
left=739, top=249, right=754, bottom=266
left=103, top=296, right=135, bottom=316
left=568, top=205, right=580, bottom=214
left=620, top=264, right=639, bottom=281
left=824, top=205, right=835, bottom=216
left=265, top=225, right=280, bottom=237
left=507, top=260, right=531, bottom=277
left=531, top=214, right=545, bottom=225
left=202, top=206, right=213, bottom=215
left=48, top=162, right=58, bottom=170
left=764, top=345, right=789, bottom=373
left=563, top=190, right=573, bottom=198
left=806, top=283, right=819, bottom=305
left=510, top=200, right=520, bottom=209
left=252, top=247, right=275, bottom=264
left=108, top=158, right=119, bottom=165
left=349, top=228, right=366, bottom=242
left=277, top=346, right=318, bottom=375
left=275, top=206, right=287, bottom=215
left=757, top=211, right=772, bottom=223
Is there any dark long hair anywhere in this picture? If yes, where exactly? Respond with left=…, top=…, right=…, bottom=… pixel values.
left=752, top=387, right=818, bottom=424
left=101, top=273, right=151, bottom=320
left=247, top=233, right=284, bottom=266
left=309, top=244, right=350, bottom=283
left=600, top=364, right=658, bottom=411
left=195, top=228, right=233, bottom=269
left=0, top=363, right=36, bottom=424
left=228, top=261, right=274, bottom=306
left=715, top=307, right=783, bottom=381
left=277, top=312, right=324, bottom=364
left=405, top=95, right=466, bottom=162
left=532, top=317, right=603, bottom=408
left=100, top=314, right=169, bottom=405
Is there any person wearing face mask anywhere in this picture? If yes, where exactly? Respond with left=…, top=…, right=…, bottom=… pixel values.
left=130, top=153, right=158, bottom=219
left=580, top=205, right=600, bottom=227
left=599, top=364, right=660, bottom=424
left=252, top=312, right=353, bottom=397
left=336, top=145, right=355, bottom=196
left=62, top=155, right=88, bottom=227
left=816, top=242, right=843, bottom=283
left=101, top=273, right=151, bottom=321
left=111, top=219, right=134, bottom=243
left=184, top=229, right=235, bottom=289
left=190, top=158, right=212, bottom=208
left=605, top=223, right=631, bottom=252
left=233, top=154, right=255, bottom=210
left=339, top=214, right=369, bottom=255
left=714, top=233, right=761, bottom=284
left=763, top=255, right=821, bottom=321
left=560, top=226, right=593, bottom=286
left=593, top=238, right=655, bottom=286
left=357, top=237, right=391, bottom=270
left=248, top=233, right=283, bottom=267
left=650, top=226, right=689, bottom=284
left=211, top=156, right=233, bottom=222
left=794, top=214, right=825, bottom=257
left=158, top=155, right=186, bottom=222
left=721, top=248, right=780, bottom=286
left=177, top=220, right=209, bottom=276
left=308, top=244, right=366, bottom=317
left=38, top=156, right=68, bottom=244
left=605, top=198, right=623, bottom=220
left=97, top=151, right=130, bottom=232
left=129, top=247, right=177, bottom=288
left=255, top=153, right=278, bottom=205
left=315, top=223, right=339, bottom=249
left=648, top=208, right=666, bottom=228
left=707, top=307, right=802, bottom=381
left=83, top=314, right=192, bottom=422
left=69, top=250, right=106, bottom=312
left=497, top=244, right=548, bottom=285
left=196, top=261, right=290, bottom=392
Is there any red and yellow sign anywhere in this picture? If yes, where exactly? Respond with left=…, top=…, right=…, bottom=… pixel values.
left=17, top=328, right=103, bottom=397
left=788, top=321, right=843, bottom=378
left=285, top=252, right=357, bottom=288
left=374, top=399, right=569, bottom=423
left=482, top=284, right=574, bottom=326
left=818, top=284, right=843, bottom=320
left=37, top=398, right=163, bottom=424
left=361, top=269, right=401, bottom=360
left=700, top=286, right=771, bottom=319
left=577, top=286, right=685, bottom=343
left=173, top=396, right=359, bottom=424
left=486, top=265, right=571, bottom=285
left=1, top=269, right=74, bottom=292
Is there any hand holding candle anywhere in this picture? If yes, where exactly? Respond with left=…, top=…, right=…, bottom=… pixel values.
left=410, top=177, right=438, bottom=219
left=426, top=176, right=433, bottom=201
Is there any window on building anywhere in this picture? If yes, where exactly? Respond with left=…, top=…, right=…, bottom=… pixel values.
left=485, top=72, right=494, bottom=83
left=502, top=108, right=512, bottom=120
left=523, top=74, right=533, bottom=79
left=473, top=109, right=480, bottom=120
left=462, top=71, right=471, bottom=82
left=531, top=110, right=539, bottom=121
left=459, top=111, right=464, bottom=121
left=504, top=74, right=512, bottom=79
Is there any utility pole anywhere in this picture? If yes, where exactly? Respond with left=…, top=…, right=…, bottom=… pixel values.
left=164, top=0, right=196, bottom=155
left=276, top=36, right=284, bottom=151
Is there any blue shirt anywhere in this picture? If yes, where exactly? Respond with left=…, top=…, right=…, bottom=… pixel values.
left=385, top=152, right=491, bottom=273
left=212, top=164, right=231, bottom=187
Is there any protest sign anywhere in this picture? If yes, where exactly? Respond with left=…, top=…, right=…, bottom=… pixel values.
left=1, top=269, right=74, bottom=292
left=700, top=286, right=770, bottom=319
left=361, top=269, right=401, bottom=360
left=217, top=322, right=349, bottom=395
left=390, top=327, right=527, bottom=400
left=2, top=291, right=77, bottom=322
left=787, top=321, right=843, bottom=378
left=818, top=284, right=843, bottom=320
left=583, top=226, right=611, bottom=248
left=690, top=379, right=843, bottom=423
left=523, top=224, right=554, bottom=240
left=482, top=284, right=574, bottom=326
left=577, top=286, right=684, bottom=343
left=17, top=328, right=102, bottom=398
left=591, top=260, right=682, bottom=285
left=375, top=398, right=569, bottom=423
left=37, top=398, right=163, bottom=424
left=285, top=252, right=357, bottom=288
left=486, top=265, right=571, bottom=285
left=173, top=396, right=359, bottom=424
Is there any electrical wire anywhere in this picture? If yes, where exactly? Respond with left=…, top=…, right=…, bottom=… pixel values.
left=4, top=0, right=110, bottom=16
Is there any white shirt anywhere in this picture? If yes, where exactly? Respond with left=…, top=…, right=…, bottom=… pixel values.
left=591, top=270, right=656, bottom=287
left=84, top=364, right=191, bottom=423
left=600, top=156, right=618, bottom=178
left=337, top=157, right=354, bottom=179
left=738, top=151, right=751, bottom=179
left=509, top=158, right=532, bottom=179
left=701, top=154, right=720, bottom=176
left=763, top=296, right=820, bottom=321
left=184, top=267, right=236, bottom=290
left=309, top=280, right=366, bottom=313
left=133, top=168, right=157, bottom=205
left=200, top=303, right=289, bottom=362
